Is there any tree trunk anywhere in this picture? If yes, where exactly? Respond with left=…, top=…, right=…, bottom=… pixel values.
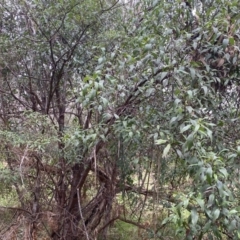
left=52, top=169, right=115, bottom=240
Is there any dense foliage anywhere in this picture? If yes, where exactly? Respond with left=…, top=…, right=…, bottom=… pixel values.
left=0, top=0, right=240, bottom=239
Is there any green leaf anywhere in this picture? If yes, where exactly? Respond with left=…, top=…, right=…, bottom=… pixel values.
left=185, top=134, right=194, bottom=150
left=229, top=209, right=238, bottom=215
left=228, top=219, right=237, bottom=231
left=191, top=209, right=198, bottom=225
left=222, top=38, right=229, bottom=48
left=144, top=43, right=152, bottom=50
left=207, top=194, right=215, bottom=208
left=218, top=168, right=228, bottom=178
left=155, top=139, right=168, bottom=145
left=98, top=57, right=104, bottom=64
left=152, top=0, right=159, bottom=7
left=176, top=149, right=183, bottom=158
left=183, top=198, right=189, bottom=208
left=206, top=167, right=212, bottom=178
left=212, top=209, right=220, bottom=221
left=193, top=123, right=200, bottom=133
left=201, top=86, right=208, bottom=95
left=180, top=124, right=192, bottom=133
left=160, top=72, right=168, bottom=81
left=189, top=68, right=196, bottom=79
left=161, top=216, right=171, bottom=225
left=237, top=146, right=240, bottom=154
left=101, top=97, right=108, bottom=107
left=186, top=106, right=193, bottom=114
left=193, top=41, right=197, bottom=50
left=206, top=128, right=213, bottom=142
left=146, top=88, right=155, bottom=97
left=196, top=197, right=204, bottom=211
left=114, top=114, right=119, bottom=119
left=170, top=116, right=178, bottom=125
left=237, top=230, right=240, bottom=239
left=162, top=144, right=171, bottom=158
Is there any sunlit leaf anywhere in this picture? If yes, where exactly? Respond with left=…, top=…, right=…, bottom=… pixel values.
left=162, top=144, right=171, bottom=158
left=155, top=139, right=168, bottom=145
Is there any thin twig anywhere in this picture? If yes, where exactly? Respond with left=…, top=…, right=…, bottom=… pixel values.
left=77, top=188, right=90, bottom=240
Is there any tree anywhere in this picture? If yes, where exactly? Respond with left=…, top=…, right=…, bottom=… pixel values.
left=0, top=0, right=240, bottom=239
left=0, top=0, right=126, bottom=238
